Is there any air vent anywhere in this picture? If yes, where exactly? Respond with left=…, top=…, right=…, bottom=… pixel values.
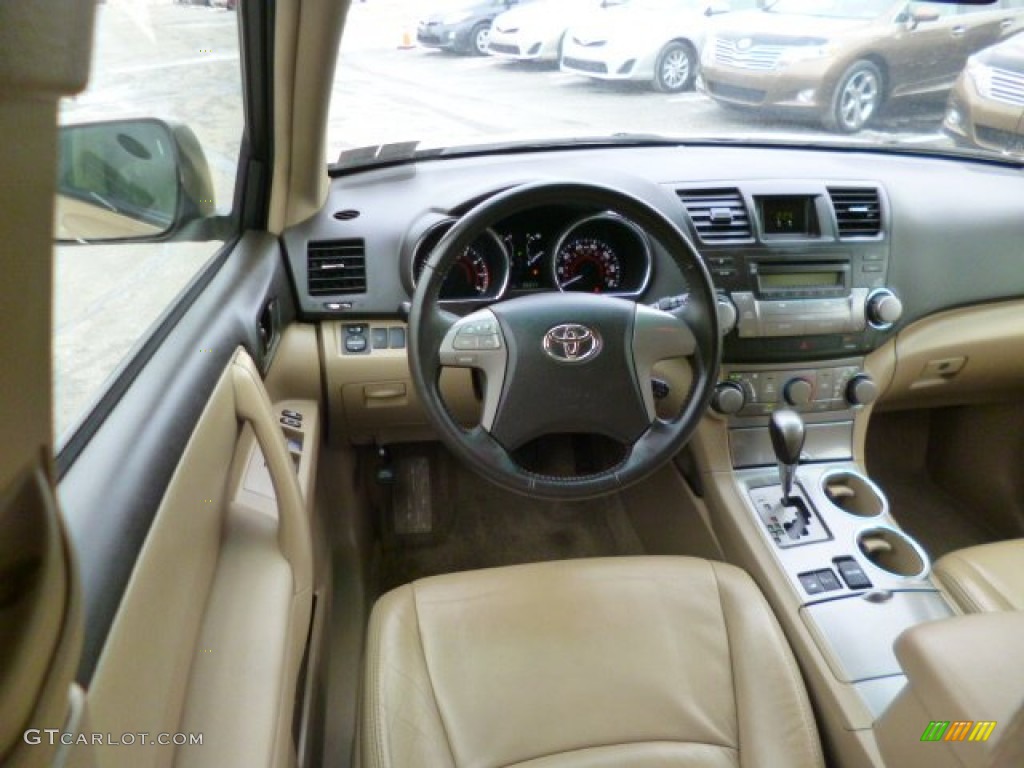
left=333, top=209, right=360, bottom=221
left=307, top=239, right=366, bottom=296
left=677, top=188, right=752, bottom=242
left=828, top=187, right=882, bottom=238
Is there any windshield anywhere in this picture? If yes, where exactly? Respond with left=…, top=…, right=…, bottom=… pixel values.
left=326, top=0, right=1024, bottom=163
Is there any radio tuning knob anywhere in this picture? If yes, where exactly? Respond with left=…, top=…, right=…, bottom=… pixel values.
left=716, top=295, right=738, bottom=336
left=784, top=378, right=814, bottom=406
left=846, top=374, right=879, bottom=406
left=711, top=382, right=746, bottom=415
left=867, top=289, right=903, bottom=329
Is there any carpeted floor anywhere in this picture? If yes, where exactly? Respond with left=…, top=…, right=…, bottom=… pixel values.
left=378, top=446, right=645, bottom=593
left=867, top=410, right=1000, bottom=560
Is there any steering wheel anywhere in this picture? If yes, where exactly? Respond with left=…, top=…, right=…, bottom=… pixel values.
left=409, top=181, right=720, bottom=500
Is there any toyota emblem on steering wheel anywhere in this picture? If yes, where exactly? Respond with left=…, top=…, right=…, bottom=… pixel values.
left=542, top=323, right=602, bottom=363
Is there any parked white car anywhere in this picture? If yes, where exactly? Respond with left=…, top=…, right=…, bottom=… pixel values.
left=488, top=0, right=611, bottom=63
left=560, top=0, right=755, bottom=92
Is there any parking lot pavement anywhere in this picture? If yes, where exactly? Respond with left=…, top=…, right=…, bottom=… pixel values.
left=328, top=37, right=951, bottom=159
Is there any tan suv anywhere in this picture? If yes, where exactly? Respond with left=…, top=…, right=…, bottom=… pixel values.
left=944, top=31, right=1024, bottom=153
left=699, top=0, right=1024, bottom=132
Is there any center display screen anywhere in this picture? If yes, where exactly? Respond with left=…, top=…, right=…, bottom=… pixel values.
left=756, top=195, right=819, bottom=237
left=759, top=271, right=844, bottom=289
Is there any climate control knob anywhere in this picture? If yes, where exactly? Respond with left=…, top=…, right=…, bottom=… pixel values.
left=846, top=374, right=879, bottom=406
left=784, top=378, right=814, bottom=406
left=867, top=289, right=903, bottom=328
left=711, top=382, right=746, bottom=415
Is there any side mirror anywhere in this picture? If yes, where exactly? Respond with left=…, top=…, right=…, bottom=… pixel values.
left=705, top=0, right=730, bottom=16
left=55, top=118, right=215, bottom=243
left=906, top=6, right=940, bottom=28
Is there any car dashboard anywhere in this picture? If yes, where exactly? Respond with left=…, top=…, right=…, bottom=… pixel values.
left=284, top=142, right=1023, bottom=360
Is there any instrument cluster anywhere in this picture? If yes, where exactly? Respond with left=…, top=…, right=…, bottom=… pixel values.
left=408, top=206, right=653, bottom=303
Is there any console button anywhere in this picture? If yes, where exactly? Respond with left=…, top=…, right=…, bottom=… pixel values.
left=799, top=572, right=826, bottom=595
left=281, top=409, right=303, bottom=421
left=765, top=320, right=804, bottom=336
left=817, top=569, right=842, bottom=592
left=834, top=557, right=873, bottom=590
left=344, top=335, right=368, bottom=353
left=388, top=327, right=407, bottom=349
left=815, top=369, right=835, bottom=400
left=371, top=327, right=389, bottom=350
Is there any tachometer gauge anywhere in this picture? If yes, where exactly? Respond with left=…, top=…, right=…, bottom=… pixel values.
left=554, top=237, right=623, bottom=293
left=411, top=223, right=509, bottom=301
left=440, top=247, right=491, bottom=298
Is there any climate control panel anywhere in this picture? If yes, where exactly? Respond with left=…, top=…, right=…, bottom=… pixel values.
left=713, top=365, right=877, bottom=418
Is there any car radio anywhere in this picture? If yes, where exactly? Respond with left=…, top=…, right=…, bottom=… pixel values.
left=709, top=251, right=902, bottom=345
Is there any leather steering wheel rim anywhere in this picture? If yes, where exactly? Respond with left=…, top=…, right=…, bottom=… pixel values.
left=409, top=180, right=720, bottom=500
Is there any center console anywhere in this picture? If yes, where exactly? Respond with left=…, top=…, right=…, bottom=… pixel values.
left=683, top=181, right=956, bottom=767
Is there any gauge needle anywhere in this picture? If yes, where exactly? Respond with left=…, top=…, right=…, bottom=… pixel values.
left=561, top=274, right=584, bottom=288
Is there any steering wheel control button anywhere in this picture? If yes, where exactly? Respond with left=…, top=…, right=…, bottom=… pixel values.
left=542, top=323, right=601, bottom=363
left=834, top=557, right=873, bottom=590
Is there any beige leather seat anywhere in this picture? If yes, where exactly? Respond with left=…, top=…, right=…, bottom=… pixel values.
left=359, top=556, right=824, bottom=768
left=933, top=538, right=1024, bottom=613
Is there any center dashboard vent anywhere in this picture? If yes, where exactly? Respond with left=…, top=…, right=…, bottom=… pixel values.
left=828, top=187, right=882, bottom=238
left=307, top=239, right=367, bottom=295
left=677, top=188, right=752, bottom=242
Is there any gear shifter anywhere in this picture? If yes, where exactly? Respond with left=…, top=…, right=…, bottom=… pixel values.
left=769, top=409, right=805, bottom=504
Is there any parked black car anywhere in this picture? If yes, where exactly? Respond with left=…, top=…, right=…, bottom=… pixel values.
left=418, top=0, right=537, bottom=55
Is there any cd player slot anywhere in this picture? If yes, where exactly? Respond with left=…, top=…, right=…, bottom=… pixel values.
left=733, top=289, right=868, bottom=338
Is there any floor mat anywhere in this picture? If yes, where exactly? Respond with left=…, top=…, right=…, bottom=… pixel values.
left=378, top=451, right=644, bottom=593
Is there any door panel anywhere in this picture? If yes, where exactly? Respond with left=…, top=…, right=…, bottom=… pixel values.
left=59, top=232, right=297, bottom=684
left=66, top=342, right=318, bottom=768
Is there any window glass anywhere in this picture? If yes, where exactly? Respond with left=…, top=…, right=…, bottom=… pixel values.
left=55, top=2, right=244, bottom=442
left=327, top=0, right=1024, bottom=165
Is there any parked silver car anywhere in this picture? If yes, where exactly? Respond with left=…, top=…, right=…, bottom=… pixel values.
left=560, top=0, right=756, bottom=92
left=488, top=0, right=610, bottom=63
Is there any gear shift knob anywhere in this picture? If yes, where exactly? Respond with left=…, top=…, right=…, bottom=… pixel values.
left=769, top=409, right=805, bottom=503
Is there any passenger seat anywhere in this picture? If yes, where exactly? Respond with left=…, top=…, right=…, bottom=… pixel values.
left=932, top=539, right=1024, bottom=613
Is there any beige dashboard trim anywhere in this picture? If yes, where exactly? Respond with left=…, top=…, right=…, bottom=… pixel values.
left=877, top=299, right=1024, bottom=410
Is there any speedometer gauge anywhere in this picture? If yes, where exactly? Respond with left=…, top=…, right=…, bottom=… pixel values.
left=551, top=213, right=652, bottom=297
left=554, top=237, right=623, bottom=293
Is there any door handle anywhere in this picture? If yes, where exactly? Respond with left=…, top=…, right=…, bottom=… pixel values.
left=951, top=25, right=966, bottom=38
left=1000, top=18, right=1014, bottom=30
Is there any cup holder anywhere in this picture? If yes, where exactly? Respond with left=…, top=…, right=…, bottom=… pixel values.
left=856, top=526, right=930, bottom=579
left=821, top=471, right=886, bottom=518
